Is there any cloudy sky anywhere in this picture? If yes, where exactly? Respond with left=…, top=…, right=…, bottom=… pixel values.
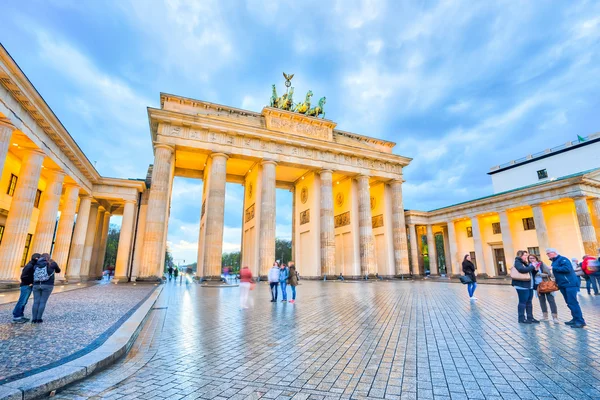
left=2, top=0, right=599, bottom=264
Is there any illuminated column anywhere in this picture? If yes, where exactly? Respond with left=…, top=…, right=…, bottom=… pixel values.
left=0, top=148, right=45, bottom=281
left=291, top=186, right=296, bottom=262
left=80, top=203, right=100, bottom=280
left=531, top=203, right=550, bottom=262
left=498, top=210, right=515, bottom=262
left=66, top=195, right=92, bottom=280
left=114, top=200, right=137, bottom=281
left=258, top=160, right=277, bottom=276
left=0, top=118, right=14, bottom=175
left=131, top=190, right=149, bottom=279
left=140, top=144, right=174, bottom=279
left=31, top=170, right=65, bottom=254
left=390, top=180, right=409, bottom=275
left=591, top=197, right=600, bottom=246
left=470, top=215, right=487, bottom=275
left=52, top=185, right=80, bottom=279
left=89, top=208, right=106, bottom=278
left=446, top=220, right=460, bottom=275
left=319, top=169, right=335, bottom=277
left=357, top=175, right=376, bottom=276
left=426, top=225, right=438, bottom=275
left=408, top=223, right=419, bottom=275
left=573, top=196, right=598, bottom=256
left=202, top=153, right=228, bottom=279
left=95, top=212, right=111, bottom=277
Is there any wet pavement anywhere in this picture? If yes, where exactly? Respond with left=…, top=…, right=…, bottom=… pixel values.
left=55, top=280, right=600, bottom=399
left=0, top=282, right=156, bottom=383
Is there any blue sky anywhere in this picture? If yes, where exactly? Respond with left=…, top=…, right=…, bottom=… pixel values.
left=2, top=0, right=599, bottom=264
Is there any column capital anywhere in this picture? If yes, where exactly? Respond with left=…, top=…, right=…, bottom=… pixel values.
left=80, top=194, right=93, bottom=200
left=154, top=143, right=175, bottom=153
left=0, top=116, right=16, bottom=130
left=261, top=159, right=277, bottom=166
left=210, top=152, right=229, bottom=160
left=571, top=194, right=588, bottom=201
left=123, top=199, right=137, bottom=205
left=390, top=177, right=405, bottom=185
left=318, top=169, right=333, bottom=175
left=22, top=147, right=46, bottom=157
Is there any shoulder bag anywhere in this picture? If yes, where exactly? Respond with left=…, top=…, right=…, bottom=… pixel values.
left=537, top=279, right=559, bottom=294
left=510, top=266, right=530, bottom=281
left=459, top=275, right=472, bottom=284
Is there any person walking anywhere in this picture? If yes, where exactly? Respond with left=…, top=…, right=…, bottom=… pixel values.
left=546, top=248, right=586, bottom=328
left=511, top=250, right=539, bottom=324
left=268, top=262, right=280, bottom=302
left=528, top=254, right=559, bottom=324
left=12, top=253, right=41, bottom=323
left=173, top=267, right=179, bottom=283
left=582, top=255, right=600, bottom=295
left=462, top=254, right=477, bottom=300
left=167, top=266, right=173, bottom=281
left=279, top=263, right=289, bottom=302
left=239, top=266, right=253, bottom=309
left=31, top=253, right=61, bottom=323
left=288, top=262, right=298, bottom=304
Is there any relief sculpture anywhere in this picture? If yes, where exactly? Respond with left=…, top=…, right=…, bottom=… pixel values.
left=334, top=211, right=350, bottom=228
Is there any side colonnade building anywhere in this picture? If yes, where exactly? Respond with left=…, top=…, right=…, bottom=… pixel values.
left=0, top=45, right=145, bottom=286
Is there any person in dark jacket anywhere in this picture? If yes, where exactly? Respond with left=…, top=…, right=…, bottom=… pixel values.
left=288, top=262, right=298, bottom=304
left=31, top=253, right=61, bottom=323
left=11, top=253, right=41, bottom=323
left=462, top=254, right=477, bottom=300
left=528, top=254, right=559, bottom=323
left=512, top=250, right=539, bottom=324
left=546, top=248, right=586, bottom=328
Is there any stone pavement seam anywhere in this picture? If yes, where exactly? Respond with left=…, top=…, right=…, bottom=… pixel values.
left=0, top=284, right=163, bottom=400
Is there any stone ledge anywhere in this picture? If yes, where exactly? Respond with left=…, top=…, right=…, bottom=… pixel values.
left=0, top=284, right=163, bottom=400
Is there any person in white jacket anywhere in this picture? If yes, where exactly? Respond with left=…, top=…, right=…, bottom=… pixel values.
left=268, top=262, right=280, bottom=303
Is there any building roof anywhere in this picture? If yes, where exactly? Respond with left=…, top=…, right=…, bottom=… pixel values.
left=488, top=132, right=600, bottom=175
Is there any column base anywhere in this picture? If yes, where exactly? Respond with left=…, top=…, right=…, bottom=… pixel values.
left=0, top=280, right=20, bottom=290
left=135, top=276, right=164, bottom=283
left=65, top=275, right=82, bottom=282
left=112, top=276, right=129, bottom=284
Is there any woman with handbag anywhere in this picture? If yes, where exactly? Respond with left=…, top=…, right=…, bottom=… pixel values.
left=462, top=254, right=477, bottom=300
left=528, top=254, right=559, bottom=324
left=511, top=250, right=539, bottom=324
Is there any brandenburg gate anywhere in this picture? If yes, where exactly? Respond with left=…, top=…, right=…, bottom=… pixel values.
left=138, top=87, right=412, bottom=280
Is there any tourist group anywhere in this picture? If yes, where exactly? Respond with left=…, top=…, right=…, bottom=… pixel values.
left=462, top=247, right=599, bottom=328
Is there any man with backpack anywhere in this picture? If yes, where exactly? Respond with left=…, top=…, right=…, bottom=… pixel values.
left=279, top=263, right=289, bottom=302
left=31, top=253, right=61, bottom=323
left=581, top=255, right=599, bottom=295
left=12, top=253, right=41, bottom=323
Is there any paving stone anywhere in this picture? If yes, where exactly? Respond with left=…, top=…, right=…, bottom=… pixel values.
left=37, top=281, right=600, bottom=400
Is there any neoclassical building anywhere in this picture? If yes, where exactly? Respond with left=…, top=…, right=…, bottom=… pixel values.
left=1, top=43, right=599, bottom=285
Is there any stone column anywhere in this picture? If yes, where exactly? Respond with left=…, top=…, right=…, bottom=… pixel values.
left=52, top=185, right=80, bottom=279
left=140, top=144, right=174, bottom=279
left=357, top=175, right=376, bottom=276
left=80, top=203, right=100, bottom=280
left=0, top=148, right=45, bottom=281
left=259, top=160, right=277, bottom=276
left=201, top=153, right=228, bottom=279
left=66, top=195, right=92, bottom=280
left=0, top=119, right=14, bottom=175
left=291, top=186, right=296, bottom=262
left=131, top=190, right=149, bottom=279
left=390, top=180, right=410, bottom=275
left=498, top=210, right=515, bottom=262
left=114, top=200, right=137, bottom=281
left=319, top=169, right=335, bottom=277
left=89, top=208, right=106, bottom=279
left=446, top=220, right=460, bottom=275
left=408, top=223, right=419, bottom=275
left=31, top=170, right=65, bottom=255
left=591, top=197, right=600, bottom=247
left=95, top=212, right=111, bottom=277
left=531, top=204, right=550, bottom=258
left=426, top=225, right=438, bottom=275
left=442, top=226, right=451, bottom=275
left=573, top=196, right=598, bottom=256
left=471, top=215, right=487, bottom=275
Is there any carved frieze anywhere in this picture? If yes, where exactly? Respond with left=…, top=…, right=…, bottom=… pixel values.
left=245, top=203, right=255, bottom=223
left=372, top=214, right=383, bottom=229
left=300, top=209, right=310, bottom=225
left=263, top=107, right=335, bottom=141
left=334, top=211, right=350, bottom=228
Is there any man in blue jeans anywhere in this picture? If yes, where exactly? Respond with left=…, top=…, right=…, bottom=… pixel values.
left=547, top=248, right=586, bottom=328
left=279, top=263, right=289, bottom=302
left=12, top=253, right=40, bottom=323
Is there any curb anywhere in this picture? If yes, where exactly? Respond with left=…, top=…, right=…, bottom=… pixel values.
left=0, top=284, right=164, bottom=400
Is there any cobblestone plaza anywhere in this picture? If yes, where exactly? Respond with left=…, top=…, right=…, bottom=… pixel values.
left=49, top=281, right=600, bottom=400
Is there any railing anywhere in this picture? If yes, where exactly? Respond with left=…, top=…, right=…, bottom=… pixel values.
left=490, top=132, right=600, bottom=172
